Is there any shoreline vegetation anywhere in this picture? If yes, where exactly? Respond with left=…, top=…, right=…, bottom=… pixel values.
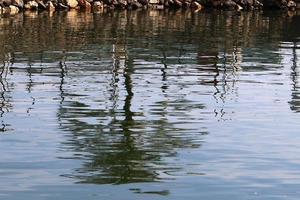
left=0, top=0, right=299, bottom=16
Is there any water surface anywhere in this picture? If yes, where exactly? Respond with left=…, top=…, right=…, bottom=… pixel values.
left=1, top=9, right=300, bottom=200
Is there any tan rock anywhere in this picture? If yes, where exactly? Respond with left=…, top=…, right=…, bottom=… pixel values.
left=9, top=5, right=19, bottom=14
left=24, top=0, right=39, bottom=9
left=46, top=1, right=55, bottom=12
left=66, top=0, right=78, bottom=8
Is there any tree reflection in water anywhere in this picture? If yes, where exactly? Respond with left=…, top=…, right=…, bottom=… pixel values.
left=56, top=38, right=207, bottom=184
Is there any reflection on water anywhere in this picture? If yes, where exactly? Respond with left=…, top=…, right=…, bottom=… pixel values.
left=1, top=9, right=300, bottom=199
left=289, top=42, right=300, bottom=112
left=0, top=52, right=11, bottom=131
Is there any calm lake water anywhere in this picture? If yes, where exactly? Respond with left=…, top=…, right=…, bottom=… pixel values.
left=1, top=9, right=300, bottom=199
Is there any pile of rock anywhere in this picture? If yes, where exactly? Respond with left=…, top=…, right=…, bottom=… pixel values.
left=0, top=0, right=298, bottom=15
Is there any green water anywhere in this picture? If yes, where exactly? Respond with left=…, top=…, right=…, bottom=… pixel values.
left=0, top=9, right=300, bottom=199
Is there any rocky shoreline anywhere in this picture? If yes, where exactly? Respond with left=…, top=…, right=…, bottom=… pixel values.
left=0, top=0, right=298, bottom=16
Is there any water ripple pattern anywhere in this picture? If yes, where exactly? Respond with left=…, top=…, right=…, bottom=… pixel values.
left=0, top=10, right=300, bottom=200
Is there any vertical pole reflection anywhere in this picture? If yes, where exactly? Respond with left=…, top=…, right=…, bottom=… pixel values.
left=160, top=47, right=168, bottom=93
left=0, top=53, right=11, bottom=131
left=110, top=44, right=120, bottom=110
left=123, top=53, right=134, bottom=124
left=289, top=41, right=300, bottom=112
left=0, top=61, right=8, bottom=118
left=59, top=54, right=67, bottom=105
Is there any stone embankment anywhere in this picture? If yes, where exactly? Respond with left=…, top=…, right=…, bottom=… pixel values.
left=0, top=0, right=298, bottom=15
